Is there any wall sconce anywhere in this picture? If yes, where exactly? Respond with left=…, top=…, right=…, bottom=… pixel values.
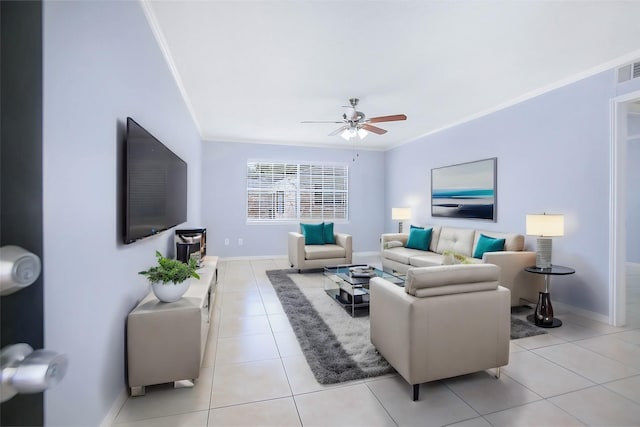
left=526, top=213, right=564, bottom=269
left=392, top=208, right=412, bottom=233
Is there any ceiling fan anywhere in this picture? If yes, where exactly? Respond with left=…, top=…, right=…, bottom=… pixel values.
left=302, top=98, right=407, bottom=140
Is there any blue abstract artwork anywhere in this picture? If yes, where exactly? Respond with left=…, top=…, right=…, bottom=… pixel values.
left=431, top=158, right=497, bottom=221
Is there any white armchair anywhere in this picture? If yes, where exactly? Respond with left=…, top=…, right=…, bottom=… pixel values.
left=370, top=263, right=510, bottom=400
left=288, top=231, right=352, bottom=272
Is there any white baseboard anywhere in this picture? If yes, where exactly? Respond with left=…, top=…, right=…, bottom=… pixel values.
left=219, top=251, right=380, bottom=262
left=354, top=251, right=381, bottom=258
left=552, top=300, right=610, bottom=325
left=220, top=254, right=287, bottom=261
left=100, top=388, right=128, bottom=427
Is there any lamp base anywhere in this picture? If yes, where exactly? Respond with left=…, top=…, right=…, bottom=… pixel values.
left=535, top=238, right=552, bottom=269
left=398, top=221, right=403, bottom=233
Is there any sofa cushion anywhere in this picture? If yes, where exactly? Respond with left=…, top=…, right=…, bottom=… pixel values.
left=404, top=264, right=500, bottom=297
left=300, top=223, right=325, bottom=245
left=473, top=230, right=524, bottom=252
left=408, top=252, right=444, bottom=267
left=473, top=234, right=505, bottom=259
left=305, top=244, right=345, bottom=260
left=435, top=227, right=475, bottom=256
left=323, top=222, right=336, bottom=244
left=382, top=247, right=427, bottom=264
left=406, top=227, right=432, bottom=250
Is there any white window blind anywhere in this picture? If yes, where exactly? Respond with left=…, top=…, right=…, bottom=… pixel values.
left=247, top=161, right=348, bottom=222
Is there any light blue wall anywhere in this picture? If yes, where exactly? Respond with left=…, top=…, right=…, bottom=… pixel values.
left=386, top=70, right=621, bottom=316
left=201, top=141, right=385, bottom=258
left=43, top=1, right=201, bottom=425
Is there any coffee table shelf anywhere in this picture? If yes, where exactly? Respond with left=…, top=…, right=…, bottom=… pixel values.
left=323, top=264, right=404, bottom=317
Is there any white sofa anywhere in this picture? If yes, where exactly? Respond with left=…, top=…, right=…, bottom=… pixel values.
left=380, top=226, right=543, bottom=306
left=370, top=264, right=511, bottom=400
left=288, top=232, right=352, bottom=272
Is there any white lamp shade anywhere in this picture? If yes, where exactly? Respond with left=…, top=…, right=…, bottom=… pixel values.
left=392, top=208, right=412, bottom=221
left=526, top=214, right=564, bottom=237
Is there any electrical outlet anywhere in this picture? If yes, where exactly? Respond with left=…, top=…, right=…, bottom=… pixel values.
left=224, top=238, right=229, bottom=246
left=238, top=238, right=243, bottom=246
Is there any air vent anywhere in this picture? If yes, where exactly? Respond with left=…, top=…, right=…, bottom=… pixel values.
left=618, top=60, right=640, bottom=83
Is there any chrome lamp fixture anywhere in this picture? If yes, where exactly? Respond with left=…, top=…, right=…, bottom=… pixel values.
left=526, top=213, right=564, bottom=269
left=392, top=208, right=412, bottom=233
left=340, top=126, right=368, bottom=141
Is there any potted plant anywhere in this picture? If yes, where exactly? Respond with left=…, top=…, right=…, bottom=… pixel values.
left=139, top=251, right=200, bottom=302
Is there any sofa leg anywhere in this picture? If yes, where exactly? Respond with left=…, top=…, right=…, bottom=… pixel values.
left=413, top=384, right=419, bottom=401
left=494, top=367, right=501, bottom=379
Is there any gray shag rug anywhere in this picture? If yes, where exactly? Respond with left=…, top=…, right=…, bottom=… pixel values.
left=266, top=270, right=545, bottom=385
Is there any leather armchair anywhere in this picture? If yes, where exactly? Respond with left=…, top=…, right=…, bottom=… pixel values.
left=370, top=263, right=510, bottom=400
left=288, top=231, right=352, bottom=272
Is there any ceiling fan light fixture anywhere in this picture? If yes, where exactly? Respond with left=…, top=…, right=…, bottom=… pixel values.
left=340, top=128, right=352, bottom=140
left=357, top=128, right=368, bottom=139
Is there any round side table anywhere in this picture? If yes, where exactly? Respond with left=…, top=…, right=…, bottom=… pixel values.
left=524, top=265, right=575, bottom=328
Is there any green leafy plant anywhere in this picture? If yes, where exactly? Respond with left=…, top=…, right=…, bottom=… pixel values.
left=442, top=249, right=473, bottom=264
left=139, top=251, right=200, bottom=285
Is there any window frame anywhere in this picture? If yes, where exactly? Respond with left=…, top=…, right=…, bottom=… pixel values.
left=246, top=160, right=349, bottom=224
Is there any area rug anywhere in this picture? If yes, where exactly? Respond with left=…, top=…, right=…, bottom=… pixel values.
left=266, top=269, right=545, bottom=385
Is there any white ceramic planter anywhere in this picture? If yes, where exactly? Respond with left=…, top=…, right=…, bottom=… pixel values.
left=151, top=280, right=190, bottom=303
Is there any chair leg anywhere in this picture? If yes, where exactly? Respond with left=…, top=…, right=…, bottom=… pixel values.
left=413, top=384, right=419, bottom=401
left=494, top=367, right=501, bottom=379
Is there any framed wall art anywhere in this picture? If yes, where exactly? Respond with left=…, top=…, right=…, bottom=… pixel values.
left=431, top=157, right=497, bottom=221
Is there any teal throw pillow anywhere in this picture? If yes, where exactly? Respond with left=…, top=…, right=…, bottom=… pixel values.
left=300, top=223, right=325, bottom=245
left=323, top=222, right=335, bottom=244
left=410, top=224, right=424, bottom=230
left=406, top=227, right=432, bottom=251
left=473, top=234, right=505, bottom=258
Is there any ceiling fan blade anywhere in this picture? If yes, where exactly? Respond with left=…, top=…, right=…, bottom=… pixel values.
left=301, top=120, right=344, bottom=124
left=366, top=114, right=407, bottom=123
left=361, top=124, right=387, bottom=135
left=329, top=125, right=349, bottom=136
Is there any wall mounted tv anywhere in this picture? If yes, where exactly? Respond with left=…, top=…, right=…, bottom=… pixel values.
left=124, top=117, right=187, bottom=244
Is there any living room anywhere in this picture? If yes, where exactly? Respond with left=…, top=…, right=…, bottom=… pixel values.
left=3, top=1, right=640, bottom=426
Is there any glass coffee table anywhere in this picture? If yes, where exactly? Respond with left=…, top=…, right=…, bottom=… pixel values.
left=323, top=264, right=405, bottom=317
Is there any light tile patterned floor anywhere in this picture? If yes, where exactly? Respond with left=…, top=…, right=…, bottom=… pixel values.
left=113, top=258, right=640, bottom=426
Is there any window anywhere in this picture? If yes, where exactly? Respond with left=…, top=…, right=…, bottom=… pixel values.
left=247, top=161, right=348, bottom=222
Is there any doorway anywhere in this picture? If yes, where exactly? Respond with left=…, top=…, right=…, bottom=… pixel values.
left=610, top=90, right=640, bottom=326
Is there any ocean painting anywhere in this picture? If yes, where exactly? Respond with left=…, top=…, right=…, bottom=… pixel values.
left=431, top=158, right=497, bottom=221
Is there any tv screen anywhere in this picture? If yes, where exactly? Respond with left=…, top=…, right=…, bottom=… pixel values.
left=124, top=117, right=187, bottom=244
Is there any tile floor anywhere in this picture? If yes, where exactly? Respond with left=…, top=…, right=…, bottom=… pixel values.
left=113, top=258, right=640, bottom=426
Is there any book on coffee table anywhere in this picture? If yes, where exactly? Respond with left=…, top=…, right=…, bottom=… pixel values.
left=349, top=266, right=376, bottom=278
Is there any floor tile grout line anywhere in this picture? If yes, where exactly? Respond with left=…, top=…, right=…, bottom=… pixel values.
left=531, top=341, right=640, bottom=385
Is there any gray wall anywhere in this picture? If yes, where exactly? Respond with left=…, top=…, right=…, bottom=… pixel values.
left=43, top=1, right=201, bottom=425
left=201, top=141, right=385, bottom=258
left=385, top=70, right=640, bottom=317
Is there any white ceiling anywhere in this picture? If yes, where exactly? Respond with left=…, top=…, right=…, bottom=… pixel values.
left=144, top=0, right=640, bottom=150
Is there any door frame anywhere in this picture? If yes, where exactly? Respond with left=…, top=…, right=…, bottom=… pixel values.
left=609, top=89, right=640, bottom=326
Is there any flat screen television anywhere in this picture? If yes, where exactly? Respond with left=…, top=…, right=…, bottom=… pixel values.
left=123, top=117, right=187, bottom=244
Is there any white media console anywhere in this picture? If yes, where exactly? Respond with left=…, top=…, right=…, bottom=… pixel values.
left=126, top=256, right=218, bottom=396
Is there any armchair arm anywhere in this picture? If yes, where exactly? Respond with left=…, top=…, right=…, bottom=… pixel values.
left=482, top=251, right=543, bottom=306
left=334, top=233, right=352, bottom=264
left=288, top=232, right=305, bottom=268
left=370, top=278, right=413, bottom=380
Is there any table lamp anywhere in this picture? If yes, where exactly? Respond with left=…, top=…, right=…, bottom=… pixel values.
left=392, top=208, right=411, bottom=233
left=526, top=213, right=564, bottom=269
